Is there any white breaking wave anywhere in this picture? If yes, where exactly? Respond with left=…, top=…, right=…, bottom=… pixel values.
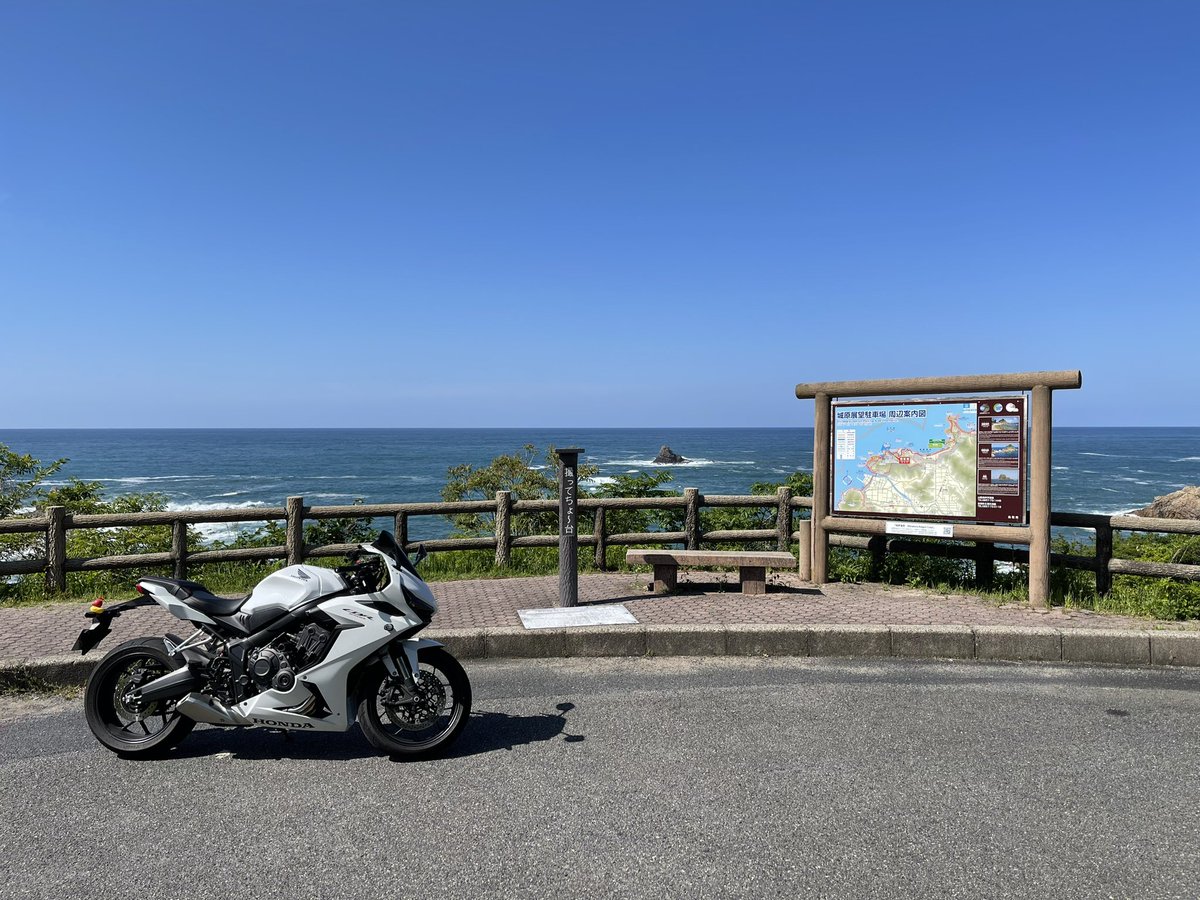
left=581, top=476, right=617, bottom=489
left=1174, top=457, right=1200, bottom=462
left=98, top=475, right=218, bottom=484
left=602, top=457, right=754, bottom=468
left=166, top=500, right=271, bottom=513
left=166, top=500, right=272, bottom=543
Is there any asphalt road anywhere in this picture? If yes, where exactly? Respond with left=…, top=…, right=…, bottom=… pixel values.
left=3, top=657, right=1200, bottom=900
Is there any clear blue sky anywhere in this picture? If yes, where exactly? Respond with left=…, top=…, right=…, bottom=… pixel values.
left=2, top=1, right=1196, bottom=428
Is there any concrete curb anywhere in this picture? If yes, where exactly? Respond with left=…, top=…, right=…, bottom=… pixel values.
left=7, top=625, right=1200, bottom=690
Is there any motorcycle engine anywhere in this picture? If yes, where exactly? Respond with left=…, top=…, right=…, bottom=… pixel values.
left=246, top=622, right=334, bottom=694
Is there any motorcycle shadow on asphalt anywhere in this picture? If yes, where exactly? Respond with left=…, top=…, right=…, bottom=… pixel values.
left=167, top=702, right=583, bottom=762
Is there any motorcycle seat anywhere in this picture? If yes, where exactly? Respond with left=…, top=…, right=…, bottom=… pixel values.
left=138, top=577, right=246, bottom=617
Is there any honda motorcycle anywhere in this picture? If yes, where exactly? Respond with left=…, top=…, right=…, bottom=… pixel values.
left=73, top=531, right=471, bottom=759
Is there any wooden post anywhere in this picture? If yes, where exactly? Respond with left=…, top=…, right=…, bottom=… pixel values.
left=974, top=541, right=995, bottom=591
left=811, top=392, right=831, bottom=583
left=684, top=488, right=700, bottom=550
left=1028, top=385, right=1052, bottom=608
left=286, top=496, right=305, bottom=565
left=392, top=511, right=408, bottom=551
left=1095, top=522, right=1114, bottom=596
left=494, top=490, right=512, bottom=568
left=45, top=505, right=66, bottom=594
left=776, top=486, right=792, bottom=552
left=797, top=519, right=812, bottom=581
left=172, top=519, right=188, bottom=580
left=868, top=535, right=886, bottom=580
left=556, top=448, right=583, bottom=608
left=594, top=504, right=607, bottom=571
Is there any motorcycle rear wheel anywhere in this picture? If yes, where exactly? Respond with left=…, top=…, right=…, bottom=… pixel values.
left=84, top=637, right=196, bottom=757
left=357, top=646, right=471, bottom=759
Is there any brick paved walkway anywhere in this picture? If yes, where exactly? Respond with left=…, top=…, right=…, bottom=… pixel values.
left=2, top=572, right=1195, bottom=666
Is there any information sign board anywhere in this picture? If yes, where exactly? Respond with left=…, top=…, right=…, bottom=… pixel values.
left=831, top=397, right=1027, bottom=524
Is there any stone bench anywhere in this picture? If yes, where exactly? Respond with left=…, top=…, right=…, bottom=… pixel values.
left=625, top=549, right=797, bottom=595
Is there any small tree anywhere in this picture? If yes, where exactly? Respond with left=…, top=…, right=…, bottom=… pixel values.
left=441, top=445, right=597, bottom=537
left=0, top=443, right=66, bottom=519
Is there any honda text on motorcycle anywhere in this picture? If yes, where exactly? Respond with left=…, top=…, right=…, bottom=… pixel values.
left=73, top=532, right=471, bottom=759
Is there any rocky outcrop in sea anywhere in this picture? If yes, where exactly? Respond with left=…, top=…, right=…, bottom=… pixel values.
left=1133, top=485, right=1200, bottom=519
left=654, top=445, right=687, bottom=465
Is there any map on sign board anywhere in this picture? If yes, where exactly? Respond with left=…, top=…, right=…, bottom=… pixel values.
left=832, top=398, right=1027, bottom=523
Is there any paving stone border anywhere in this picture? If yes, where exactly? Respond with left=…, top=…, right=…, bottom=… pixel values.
left=8, top=625, right=1200, bottom=690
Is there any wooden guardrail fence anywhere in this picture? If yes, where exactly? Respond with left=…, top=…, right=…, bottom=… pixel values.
left=1, top=491, right=1198, bottom=595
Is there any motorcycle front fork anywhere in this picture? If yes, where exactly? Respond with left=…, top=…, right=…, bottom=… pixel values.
left=381, top=644, right=419, bottom=703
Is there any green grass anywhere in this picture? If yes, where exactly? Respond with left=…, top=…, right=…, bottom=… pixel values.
left=0, top=666, right=61, bottom=696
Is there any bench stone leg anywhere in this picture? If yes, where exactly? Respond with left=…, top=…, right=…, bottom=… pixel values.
left=653, top=564, right=678, bottom=593
left=740, top=566, right=767, bottom=595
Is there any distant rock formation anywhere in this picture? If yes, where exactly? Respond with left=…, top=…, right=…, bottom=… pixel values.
left=653, top=445, right=687, bottom=465
left=1133, top=485, right=1200, bottom=519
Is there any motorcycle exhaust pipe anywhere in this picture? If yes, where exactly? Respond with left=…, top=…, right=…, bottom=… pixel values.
left=136, top=665, right=201, bottom=703
left=175, top=693, right=242, bottom=726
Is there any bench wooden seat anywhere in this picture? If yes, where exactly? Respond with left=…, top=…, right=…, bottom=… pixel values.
left=625, top=549, right=797, bottom=595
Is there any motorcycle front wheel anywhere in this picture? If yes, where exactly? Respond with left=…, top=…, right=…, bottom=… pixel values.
left=357, top=646, right=471, bottom=759
left=84, top=637, right=196, bottom=757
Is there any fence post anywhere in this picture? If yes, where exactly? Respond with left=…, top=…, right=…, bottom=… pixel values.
left=1095, top=522, right=1114, bottom=596
left=684, top=488, right=700, bottom=550
left=868, top=535, right=886, bottom=580
left=975, top=542, right=995, bottom=591
left=594, top=504, right=607, bottom=571
left=797, top=519, right=812, bottom=580
left=495, top=491, right=512, bottom=568
left=45, top=505, right=66, bottom=594
left=286, top=496, right=305, bottom=565
left=776, top=486, right=792, bottom=552
left=172, top=519, right=188, bottom=580
left=394, top=511, right=408, bottom=550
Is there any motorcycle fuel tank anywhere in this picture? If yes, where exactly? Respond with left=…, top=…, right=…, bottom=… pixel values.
left=240, top=565, right=346, bottom=614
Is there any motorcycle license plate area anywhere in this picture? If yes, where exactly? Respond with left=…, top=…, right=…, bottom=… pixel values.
left=73, top=621, right=111, bottom=655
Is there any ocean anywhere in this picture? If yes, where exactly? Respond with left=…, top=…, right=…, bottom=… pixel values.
left=3, top=428, right=1199, bottom=541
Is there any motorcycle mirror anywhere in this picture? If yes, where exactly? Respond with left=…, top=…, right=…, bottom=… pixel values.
left=414, top=544, right=428, bottom=566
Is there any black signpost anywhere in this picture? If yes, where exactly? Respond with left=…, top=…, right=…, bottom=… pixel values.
left=556, top=447, right=584, bottom=608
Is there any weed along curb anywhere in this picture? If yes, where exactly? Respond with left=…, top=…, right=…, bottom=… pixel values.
left=8, top=625, right=1200, bottom=691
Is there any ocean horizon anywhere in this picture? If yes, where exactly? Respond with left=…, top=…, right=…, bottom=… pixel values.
left=4, top=428, right=1199, bottom=536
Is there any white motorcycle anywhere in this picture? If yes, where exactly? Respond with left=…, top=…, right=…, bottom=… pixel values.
left=73, top=531, right=471, bottom=759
